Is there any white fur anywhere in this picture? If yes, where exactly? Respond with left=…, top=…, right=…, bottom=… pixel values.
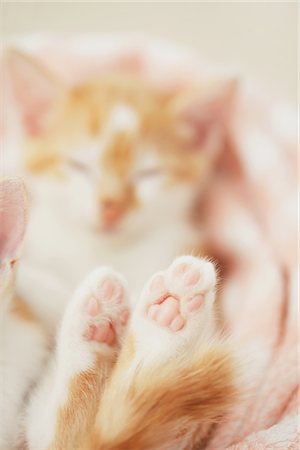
left=24, top=257, right=217, bottom=450
left=131, top=256, right=217, bottom=368
left=25, top=266, right=128, bottom=450
left=17, top=173, right=198, bottom=331
left=0, top=299, right=49, bottom=450
left=3, top=92, right=201, bottom=450
left=107, top=103, right=139, bottom=134
left=3, top=142, right=199, bottom=448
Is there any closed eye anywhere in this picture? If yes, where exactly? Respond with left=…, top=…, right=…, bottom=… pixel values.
left=133, top=167, right=163, bottom=182
left=67, top=158, right=90, bottom=174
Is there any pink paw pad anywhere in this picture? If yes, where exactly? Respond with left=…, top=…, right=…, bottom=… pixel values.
left=84, top=322, right=115, bottom=344
left=170, top=260, right=201, bottom=287
left=81, top=270, right=129, bottom=347
left=172, top=263, right=188, bottom=276
left=142, top=257, right=216, bottom=336
left=186, top=294, right=204, bottom=312
left=86, top=297, right=100, bottom=316
left=147, top=296, right=185, bottom=331
left=97, top=278, right=123, bottom=302
left=184, top=269, right=200, bottom=286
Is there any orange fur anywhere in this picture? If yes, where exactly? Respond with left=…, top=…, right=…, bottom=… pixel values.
left=7, top=50, right=235, bottom=227
left=97, top=125, right=139, bottom=221
left=11, top=296, right=37, bottom=322
left=25, top=139, right=62, bottom=173
left=93, top=343, right=238, bottom=450
left=5, top=53, right=240, bottom=449
left=43, top=327, right=238, bottom=450
left=114, top=333, right=136, bottom=372
left=18, top=71, right=225, bottom=176
left=101, top=130, right=137, bottom=177
left=48, top=353, right=116, bottom=450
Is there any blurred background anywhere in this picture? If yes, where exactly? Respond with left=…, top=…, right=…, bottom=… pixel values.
left=1, top=1, right=298, bottom=103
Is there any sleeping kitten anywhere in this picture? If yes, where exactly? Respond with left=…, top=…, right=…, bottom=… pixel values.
left=4, top=49, right=236, bottom=332
left=0, top=178, right=238, bottom=450
left=25, top=256, right=238, bottom=450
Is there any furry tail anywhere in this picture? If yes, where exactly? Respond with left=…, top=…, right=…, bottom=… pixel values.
left=92, top=344, right=239, bottom=450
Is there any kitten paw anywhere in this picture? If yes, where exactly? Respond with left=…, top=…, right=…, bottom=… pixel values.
left=132, top=256, right=217, bottom=363
left=81, top=270, right=130, bottom=346
left=145, top=256, right=216, bottom=332
left=59, top=267, right=130, bottom=362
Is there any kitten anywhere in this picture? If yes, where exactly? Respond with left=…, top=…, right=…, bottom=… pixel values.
left=25, top=256, right=238, bottom=450
left=5, top=49, right=236, bottom=332
left=0, top=178, right=238, bottom=450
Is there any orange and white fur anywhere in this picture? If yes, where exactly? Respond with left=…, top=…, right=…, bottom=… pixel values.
left=4, top=49, right=236, bottom=333
left=0, top=178, right=238, bottom=450
left=2, top=50, right=238, bottom=448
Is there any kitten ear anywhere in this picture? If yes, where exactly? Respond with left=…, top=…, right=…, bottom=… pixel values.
left=5, top=48, right=64, bottom=135
left=0, top=178, right=27, bottom=266
left=170, top=78, right=238, bottom=149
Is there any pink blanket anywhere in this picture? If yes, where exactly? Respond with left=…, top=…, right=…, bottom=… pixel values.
left=2, top=35, right=299, bottom=449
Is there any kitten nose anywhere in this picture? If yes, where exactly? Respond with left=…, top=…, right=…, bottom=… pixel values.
left=100, top=200, right=124, bottom=230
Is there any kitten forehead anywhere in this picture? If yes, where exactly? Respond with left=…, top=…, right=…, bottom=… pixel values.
left=107, top=103, right=139, bottom=134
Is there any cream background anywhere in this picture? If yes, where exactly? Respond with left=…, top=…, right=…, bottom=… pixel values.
left=1, top=1, right=298, bottom=103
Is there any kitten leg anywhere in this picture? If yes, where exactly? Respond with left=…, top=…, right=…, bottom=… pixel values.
left=25, top=267, right=130, bottom=450
left=95, top=256, right=238, bottom=450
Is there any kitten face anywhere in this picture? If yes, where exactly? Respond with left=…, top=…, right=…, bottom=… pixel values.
left=7, top=49, right=236, bottom=235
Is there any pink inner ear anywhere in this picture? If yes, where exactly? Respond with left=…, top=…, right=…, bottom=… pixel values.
left=181, top=101, right=223, bottom=148
left=178, top=80, right=237, bottom=149
left=0, top=179, right=27, bottom=264
left=6, top=49, right=61, bottom=136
